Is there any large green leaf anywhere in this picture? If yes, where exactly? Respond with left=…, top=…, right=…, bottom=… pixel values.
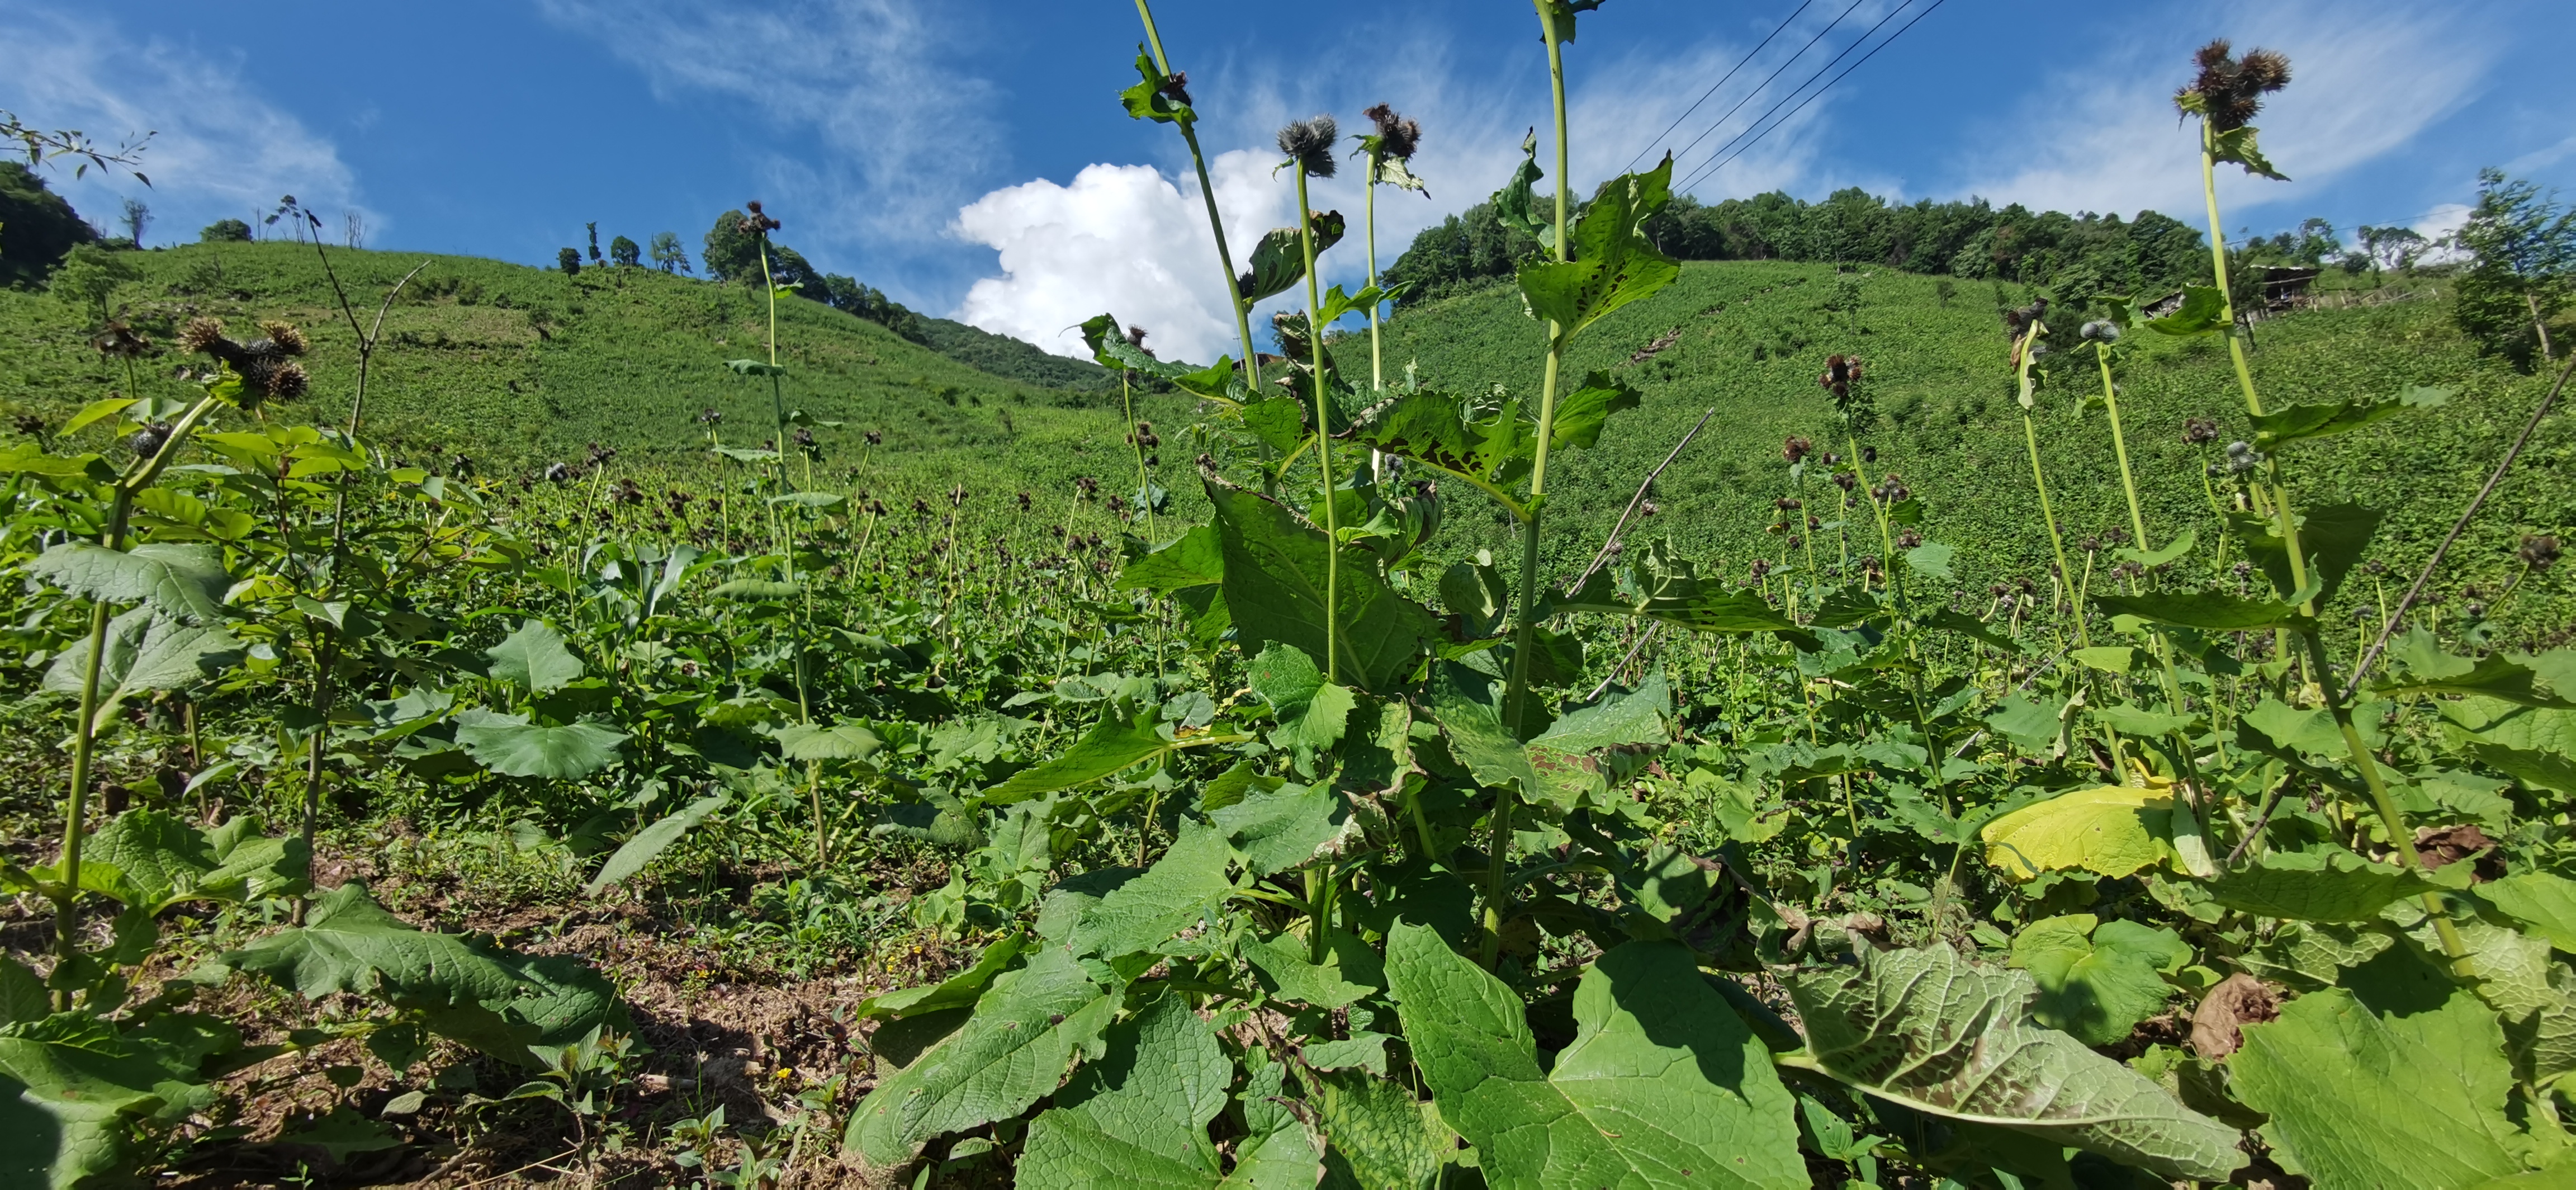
left=1212, top=783, right=1350, bottom=879
left=842, top=945, right=1117, bottom=1168
left=1208, top=480, right=1440, bottom=695
left=855, top=933, right=1026, bottom=1021
left=583, top=792, right=728, bottom=893
left=983, top=708, right=1190, bottom=805
left=2477, top=872, right=2576, bottom=955
left=217, top=885, right=619, bottom=1065
left=1786, top=944, right=2244, bottom=1182
left=1020, top=995, right=1318, bottom=1188
left=1118, top=525, right=1225, bottom=593
left=2441, top=918, right=2576, bottom=1088
left=2007, top=915, right=2189, bottom=1046
left=2249, top=386, right=2447, bottom=451
left=773, top=720, right=884, bottom=762
left=483, top=619, right=584, bottom=693
left=0, top=1028, right=170, bottom=1190
left=1117, top=48, right=1192, bottom=124
left=1516, top=159, right=1680, bottom=341
left=1248, top=643, right=1355, bottom=755
left=1386, top=926, right=1805, bottom=1189
left=2143, top=285, right=2227, bottom=336
left=41, top=607, right=245, bottom=734
left=2206, top=849, right=2442, bottom=922
left=80, top=810, right=306, bottom=913
left=2232, top=986, right=2527, bottom=1188
left=1340, top=390, right=1530, bottom=511
left=27, top=542, right=229, bottom=623
left=2232, top=503, right=2380, bottom=608
left=2376, top=631, right=2575, bottom=708
left=1068, top=820, right=1237, bottom=960
left=1978, top=783, right=2176, bottom=881
left=1299, top=1065, right=1440, bottom=1189
left=1238, top=216, right=1346, bottom=306
left=452, top=710, right=627, bottom=779
left=2090, top=590, right=2300, bottom=631
left=1552, top=540, right=1802, bottom=638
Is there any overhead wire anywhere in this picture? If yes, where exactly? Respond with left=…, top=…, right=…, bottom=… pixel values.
left=1678, top=0, right=1949, bottom=193
left=1659, top=0, right=1868, bottom=173
left=1622, top=0, right=1820, bottom=174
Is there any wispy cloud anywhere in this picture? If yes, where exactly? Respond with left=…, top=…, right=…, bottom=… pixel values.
left=536, top=0, right=998, bottom=291
left=0, top=2, right=363, bottom=242
left=1954, top=0, right=2494, bottom=220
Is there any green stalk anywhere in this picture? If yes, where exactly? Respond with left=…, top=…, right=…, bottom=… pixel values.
left=1484, top=0, right=1572, bottom=969
left=1295, top=167, right=1340, bottom=684
left=1133, top=1, right=1263, bottom=395
left=2097, top=346, right=2202, bottom=778
left=1120, top=370, right=1165, bottom=672
left=2196, top=117, right=2468, bottom=969
left=1366, top=169, right=1384, bottom=394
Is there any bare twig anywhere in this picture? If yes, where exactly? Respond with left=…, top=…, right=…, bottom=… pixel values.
left=1566, top=407, right=1717, bottom=591
left=1584, top=622, right=1659, bottom=702
left=2227, top=775, right=2299, bottom=866
left=2352, top=343, right=2576, bottom=684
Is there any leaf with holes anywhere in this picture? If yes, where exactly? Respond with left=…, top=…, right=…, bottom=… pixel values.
left=1516, top=159, right=1680, bottom=341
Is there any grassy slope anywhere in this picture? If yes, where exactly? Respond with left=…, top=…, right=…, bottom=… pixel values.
left=0, top=242, right=1180, bottom=502
left=1372, top=261, right=2573, bottom=636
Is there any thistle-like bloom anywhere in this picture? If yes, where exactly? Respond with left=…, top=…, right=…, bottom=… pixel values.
left=178, top=315, right=311, bottom=405
left=1362, top=103, right=1421, bottom=160
left=1783, top=435, right=1812, bottom=463
left=2522, top=535, right=2561, bottom=572
left=739, top=199, right=783, bottom=236
left=2176, top=40, right=2291, bottom=131
left=1277, top=115, right=1339, bottom=178
left=2182, top=416, right=2219, bottom=445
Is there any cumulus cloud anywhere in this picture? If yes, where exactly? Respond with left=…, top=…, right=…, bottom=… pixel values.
left=537, top=0, right=996, bottom=287
left=0, top=2, right=364, bottom=242
left=1955, top=0, right=2495, bottom=219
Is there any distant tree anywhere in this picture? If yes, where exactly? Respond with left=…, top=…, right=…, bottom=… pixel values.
left=2454, top=168, right=2576, bottom=368
left=2292, top=216, right=2338, bottom=266
left=648, top=231, right=690, bottom=273
left=585, top=221, right=603, bottom=265
left=557, top=247, right=583, bottom=276
left=119, top=196, right=149, bottom=245
left=0, top=161, right=96, bottom=286
left=610, top=234, right=641, bottom=268
left=50, top=242, right=139, bottom=319
left=200, top=218, right=252, bottom=243
left=701, top=210, right=762, bottom=282
left=2350, top=224, right=2428, bottom=287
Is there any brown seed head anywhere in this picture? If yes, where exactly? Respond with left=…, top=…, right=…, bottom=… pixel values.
left=1277, top=115, right=1339, bottom=178
left=258, top=319, right=309, bottom=355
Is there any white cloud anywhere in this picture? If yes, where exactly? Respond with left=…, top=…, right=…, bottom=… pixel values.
left=1955, top=1, right=2495, bottom=221
left=536, top=0, right=996, bottom=290
left=0, top=2, right=365, bottom=243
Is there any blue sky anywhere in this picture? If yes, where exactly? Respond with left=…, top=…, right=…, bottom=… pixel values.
left=9, top=0, right=2572, bottom=361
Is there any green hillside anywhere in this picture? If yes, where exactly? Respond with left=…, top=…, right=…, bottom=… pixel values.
left=0, top=240, right=1166, bottom=496
left=1368, top=260, right=2575, bottom=636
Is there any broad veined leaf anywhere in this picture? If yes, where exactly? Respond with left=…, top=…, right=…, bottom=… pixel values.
left=1296, top=1064, right=1441, bottom=1190
left=1546, top=370, right=1642, bottom=451
left=709, top=577, right=800, bottom=601
left=1238, top=214, right=1347, bottom=306
left=1980, top=782, right=2177, bottom=881
left=2250, top=386, right=2446, bottom=451
left=982, top=708, right=1195, bottom=805
left=1117, top=47, right=1192, bottom=124
left=583, top=792, right=728, bottom=893
left=854, top=933, right=1026, bottom=1021
left=0, top=1027, right=172, bottom=1190
left=482, top=620, right=584, bottom=693
left=1552, top=539, right=1802, bottom=638
left=41, top=606, right=244, bottom=734
left=1339, top=389, right=1530, bottom=512
left=79, top=810, right=306, bottom=913
left=2209, top=124, right=2288, bottom=181
left=1243, top=932, right=1377, bottom=1010
left=2232, top=503, right=2380, bottom=608
left=1785, top=944, right=2244, bottom=1182
left=1986, top=693, right=2068, bottom=752
left=1248, top=643, right=1356, bottom=755
left=0, top=441, right=115, bottom=484
left=1117, top=525, right=1225, bottom=593
left=1068, top=820, right=1237, bottom=960
left=2007, top=915, right=2189, bottom=1046
left=2376, top=631, right=2575, bottom=708
left=1516, top=158, right=1680, bottom=341
left=1490, top=129, right=1549, bottom=247
left=29, top=541, right=229, bottom=623
left=1212, top=782, right=1352, bottom=878
left=1017, top=996, right=1267, bottom=1189
left=2113, top=528, right=2196, bottom=569
left=2232, top=986, right=2526, bottom=1188
left=2090, top=589, right=2300, bottom=632
left=1208, top=479, right=1441, bottom=695
left=2143, top=285, right=2227, bottom=336
left=1385, top=925, right=1806, bottom=1189
left=842, top=944, right=1116, bottom=1168
left=1078, top=313, right=1202, bottom=382
left=2206, top=848, right=2445, bottom=923
left=217, top=884, right=619, bottom=1064
left=2436, top=917, right=2576, bottom=1088
left=773, top=720, right=884, bottom=761
left=2476, top=872, right=2576, bottom=955
left=452, top=710, right=628, bottom=780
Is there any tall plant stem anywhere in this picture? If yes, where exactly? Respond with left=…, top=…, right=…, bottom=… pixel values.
left=1120, top=371, right=1165, bottom=671
left=2022, top=406, right=2129, bottom=781
left=1295, top=168, right=1340, bottom=684
left=55, top=393, right=223, bottom=1004
left=2097, top=347, right=2201, bottom=777
left=1485, top=0, right=1571, bottom=969
left=1133, top=1, right=1262, bottom=394
left=1366, top=177, right=1383, bottom=394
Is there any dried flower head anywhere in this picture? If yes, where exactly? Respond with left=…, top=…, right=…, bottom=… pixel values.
left=1362, top=103, right=1422, bottom=160
left=1277, top=115, right=1339, bottom=178
left=2002, top=297, right=2049, bottom=342
left=2178, top=40, right=2290, bottom=131
left=1783, top=435, right=1812, bottom=464
left=864, top=430, right=884, bottom=446
left=258, top=319, right=309, bottom=355
left=179, top=316, right=226, bottom=356
left=1126, top=324, right=1156, bottom=358
left=2182, top=416, right=2219, bottom=445
left=1158, top=70, right=1192, bottom=106
left=2522, top=535, right=2561, bottom=572
left=1896, top=529, right=1922, bottom=550
left=92, top=320, right=151, bottom=359
left=738, top=200, right=783, bottom=235
left=1816, top=354, right=1864, bottom=400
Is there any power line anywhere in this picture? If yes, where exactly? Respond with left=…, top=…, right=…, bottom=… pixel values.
left=1680, top=0, right=1948, bottom=193
left=1676, top=0, right=1928, bottom=190
left=1623, top=0, right=1819, bottom=174
left=1661, top=0, right=1868, bottom=173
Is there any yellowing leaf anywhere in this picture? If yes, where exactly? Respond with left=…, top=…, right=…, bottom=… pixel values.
left=1980, top=781, right=2175, bottom=881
